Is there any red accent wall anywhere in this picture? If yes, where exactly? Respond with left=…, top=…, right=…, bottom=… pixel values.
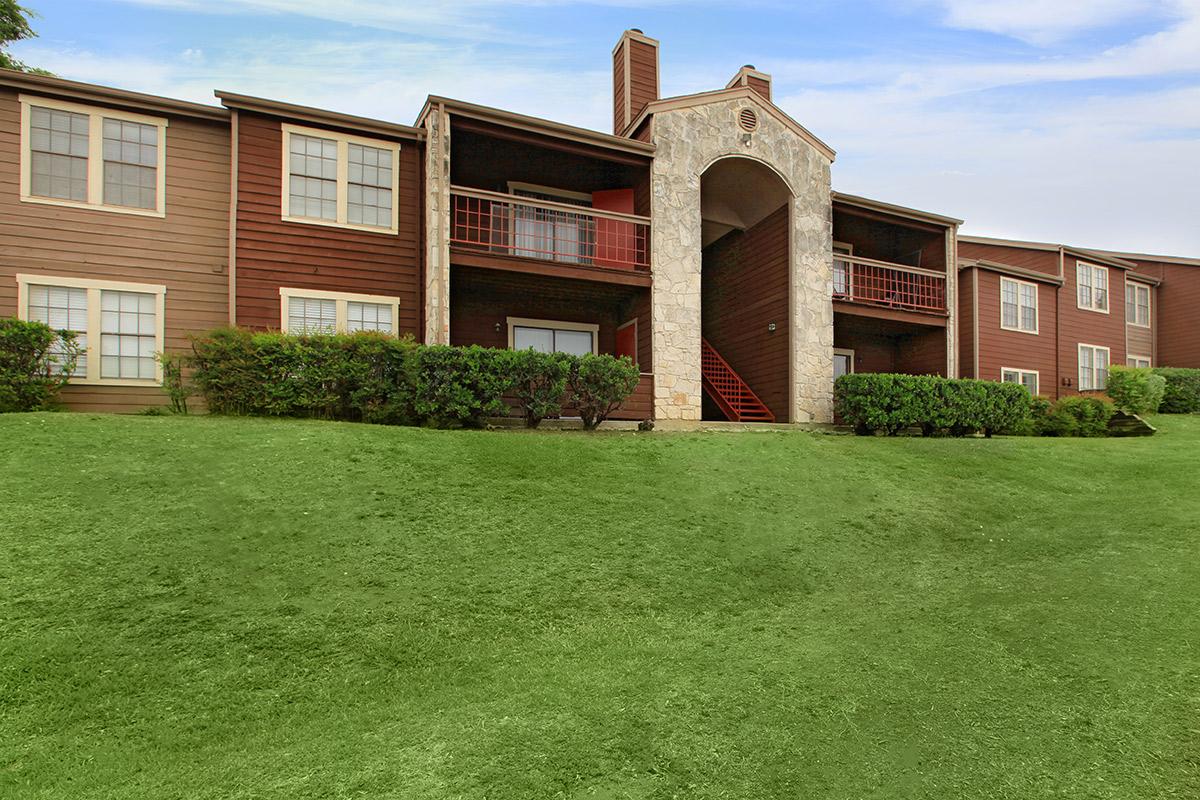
left=233, top=112, right=423, bottom=334
left=701, top=205, right=790, bottom=421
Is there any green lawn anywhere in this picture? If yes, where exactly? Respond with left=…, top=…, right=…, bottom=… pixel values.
left=2, top=413, right=1198, bottom=799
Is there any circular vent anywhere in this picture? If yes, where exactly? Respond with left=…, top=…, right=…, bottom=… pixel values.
left=738, top=108, right=759, bottom=132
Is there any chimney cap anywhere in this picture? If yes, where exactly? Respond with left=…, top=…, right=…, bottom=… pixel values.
left=743, top=64, right=756, bottom=70
left=630, top=28, right=643, bottom=33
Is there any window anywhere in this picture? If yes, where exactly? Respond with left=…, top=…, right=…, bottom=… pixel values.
left=1126, top=282, right=1150, bottom=327
left=1128, top=355, right=1152, bottom=368
left=833, top=348, right=854, bottom=380
left=278, top=288, right=399, bottom=335
left=507, top=317, right=598, bottom=356
left=833, top=243, right=853, bottom=297
left=1078, top=344, right=1110, bottom=391
left=1076, top=262, right=1109, bottom=313
left=281, top=124, right=401, bottom=233
left=1000, top=277, right=1038, bottom=333
left=16, top=274, right=166, bottom=385
left=1001, top=368, right=1039, bottom=396
left=20, top=95, right=167, bottom=216
left=508, top=182, right=593, bottom=264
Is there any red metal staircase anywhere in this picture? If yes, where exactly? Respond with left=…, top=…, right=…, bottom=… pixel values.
left=701, top=338, right=775, bottom=423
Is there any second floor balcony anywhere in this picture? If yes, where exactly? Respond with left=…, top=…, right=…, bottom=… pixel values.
left=451, top=187, right=651, bottom=273
left=833, top=253, right=947, bottom=314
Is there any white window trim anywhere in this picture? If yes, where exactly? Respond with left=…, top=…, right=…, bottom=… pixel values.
left=1128, top=355, right=1152, bottom=368
left=1078, top=343, right=1111, bottom=392
left=278, top=287, right=401, bottom=334
left=1000, top=367, right=1039, bottom=396
left=1076, top=261, right=1110, bottom=314
left=1126, top=282, right=1151, bottom=328
left=16, top=273, right=166, bottom=387
left=280, top=123, right=402, bottom=235
left=834, top=347, right=855, bottom=375
left=506, top=181, right=593, bottom=204
left=506, top=317, right=599, bottom=354
left=999, top=276, right=1039, bottom=335
left=19, top=94, right=168, bottom=218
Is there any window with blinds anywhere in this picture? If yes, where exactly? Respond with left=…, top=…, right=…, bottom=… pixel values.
left=287, top=296, right=337, bottom=334
left=1000, top=277, right=1038, bottom=333
left=26, top=284, right=88, bottom=376
left=22, top=98, right=166, bottom=215
left=346, top=301, right=394, bottom=334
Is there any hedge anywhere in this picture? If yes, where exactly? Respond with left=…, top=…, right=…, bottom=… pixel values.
left=1152, top=367, right=1200, bottom=413
left=187, top=328, right=640, bottom=429
left=1106, top=366, right=1165, bottom=415
left=1038, top=396, right=1114, bottom=437
left=834, top=373, right=1032, bottom=437
left=0, top=317, right=83, bottom=413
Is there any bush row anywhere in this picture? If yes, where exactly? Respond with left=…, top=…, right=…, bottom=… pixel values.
left=1106, top=365, right=1166, bottom=415
left=1152, top=367, right=1200, bottom=413
left=0, top=318, right=82, bottom=412
left=188, top=328, right=640, bottom=429
left=834, top=373, right=1032, bottom=436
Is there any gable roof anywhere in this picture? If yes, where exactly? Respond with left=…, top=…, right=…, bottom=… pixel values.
left=216, top=91, right=422, bottom=140
left=1, top=67, right=227, bottom=122
left=625, top=85, right=836, bottom=162
left=834, top=191, right=962, bottom=227
left=416, top=95, right=655, bottom=159
left=959, top=235, right=1137, bottom=270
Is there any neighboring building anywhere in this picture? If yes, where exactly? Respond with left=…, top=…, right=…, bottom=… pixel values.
left=1093, top=251, right=1200, bottom=369
left=1, top=31, right=1196, bottom=420
left=0, top=70, right=231, bottom=412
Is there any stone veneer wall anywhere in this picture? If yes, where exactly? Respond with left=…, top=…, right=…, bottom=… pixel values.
left=649, top=97, right=834, bottom=422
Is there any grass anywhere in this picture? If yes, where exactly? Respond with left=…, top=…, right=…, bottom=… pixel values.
left=1, top=412, right=1198, bottom=799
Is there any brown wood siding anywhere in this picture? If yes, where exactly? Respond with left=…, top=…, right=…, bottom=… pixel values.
left=612, top=39, right=626, bottom=134
left=747, top=75, right=771, bottom=101
left=896, top=327, right=946, bottom=375
left=0, top=87, right=230, bottom=413
left=1128, top=261, right=1199, bottom=367
left=958, top=267, right=975, bottom=377
left=629, top=287, right=652, bottom=371
left=958, top=241, right=1059, bottom=276
left=974, top=269, right=1058, bottom=396
left=1060, top=258, right=1126, bottom=396
left=233, top=112, right=422, bottom=334
left=628, top=39, right=658, bottom=123
left=701, top=205, right=790, bottom=421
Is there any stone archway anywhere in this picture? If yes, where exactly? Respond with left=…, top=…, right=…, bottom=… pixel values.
left=648, top=95, right=834, bottom=422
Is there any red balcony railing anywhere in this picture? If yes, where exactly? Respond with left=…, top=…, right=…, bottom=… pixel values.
left=451, top=186, right=650, bottom=271
left=833, top=254, right=947, bottom=313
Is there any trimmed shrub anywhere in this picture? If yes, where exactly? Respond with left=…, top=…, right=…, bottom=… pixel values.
left=567, top=353, right=640, bottom=430
left=834, top=373, right=1032, bottom=437
left=1105, top=365, right=1165, bottom=415
left=1152, top=367, right=1200, bottom=414
left=158, top=352, right=192, bottom=415
left=190, top=328, right=419, bottom=423
left=1042, top=396, right=1113, bottom=437
left=0, top=317, right=82, bottom=413
left=413, top=345, right=511, bottom=428
left=507, top=349, right=572, bottom=428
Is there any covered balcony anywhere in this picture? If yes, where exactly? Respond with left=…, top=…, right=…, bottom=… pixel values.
left=447, top=114, right=653, bottom=286
left=831, top=193, right=960, bottom=379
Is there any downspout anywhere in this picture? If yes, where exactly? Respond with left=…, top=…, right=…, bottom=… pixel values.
left=971, top=265, right=979, bottom=379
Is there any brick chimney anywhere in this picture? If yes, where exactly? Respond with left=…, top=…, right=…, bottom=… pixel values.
left=726, top=64, right=772, bottom=102
left=613, top=29, right=659, bottom=134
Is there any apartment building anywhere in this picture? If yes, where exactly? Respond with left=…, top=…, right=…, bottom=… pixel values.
left=2, top=30, right=1196, bottom=420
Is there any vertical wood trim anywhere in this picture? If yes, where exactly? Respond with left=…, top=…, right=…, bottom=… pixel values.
left=945, top=225, right=958, bottom=377
left=623, top=42, right=632, bottom=135
left=971, top=266, right=980, bottom=379
left=228, top=109, right=238, bottom=325
left=1055, top=246, right=1064, bottom=398
left=787, top=195, right=796, bottom=422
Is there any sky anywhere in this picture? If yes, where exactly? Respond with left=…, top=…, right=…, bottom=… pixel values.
left=10, top=0, right=1200, bottom=255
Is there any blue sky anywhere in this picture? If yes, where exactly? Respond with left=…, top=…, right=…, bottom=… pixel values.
left=12, top=0, right=1200, bottom=254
